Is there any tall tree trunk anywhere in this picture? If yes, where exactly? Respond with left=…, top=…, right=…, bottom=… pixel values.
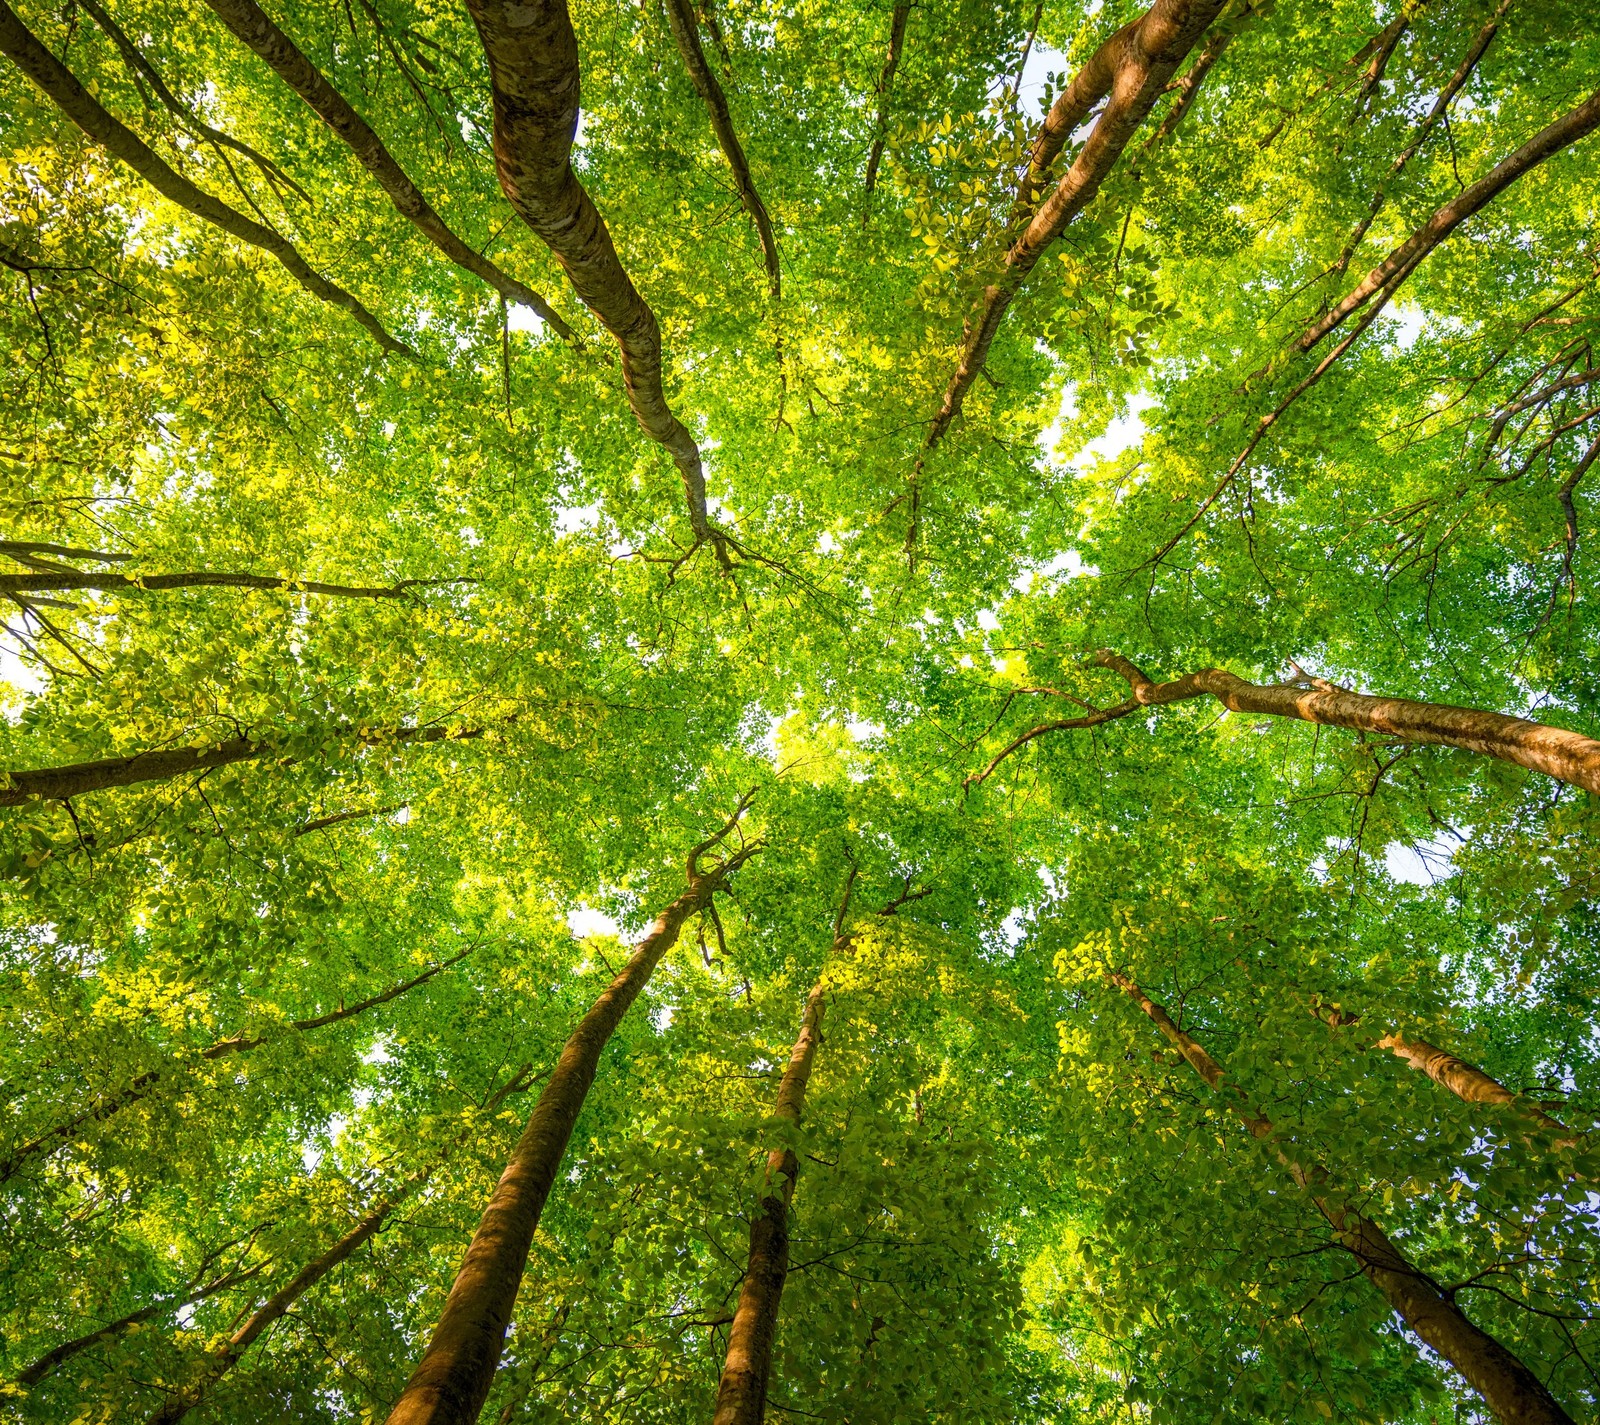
left=925, top=0, right=1223, bottom=453
left=197, top=0, right=572, bottom=337
left=463, top=0, right=716, bottom=548
left=0, top=568, right=436, bottom=599
left=1, top=946, right=476, bottom=1182
left=1311, top=1005, right=1577, bottom=1147
left=1109, top=972, right=1577, bottom=1425
left=385, top=799, right=761, bottom=1425
left=0, top=719, right=487, bottom=805
left=0, top=0, right=412, bottom=356
left=862, top=4, right=910, bottom=202
left=661, top=0, right=779, bottom=300
left=965, top=649, right=1600, bottom=796
left=711, top=976, right=827, bottom=1425
left=16, top=1261, right=264, bottom=1388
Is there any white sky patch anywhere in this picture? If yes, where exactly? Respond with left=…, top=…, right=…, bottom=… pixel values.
left=846, top=718, right=884, bottom=742
left=554, top=500, right=604, bottom=534
left=1, top=643, right=45, bottom=703
left=1385, top=830, right=1465, bottom=886
left=976, top=608, right=1001, bottom=631
left=1074, top=390, right=1159, bottom=468
left=506, top=304, right=547, bottom=336
left=1387, top=304, right=1427, bottom=350
left=1016, top=42, right=1069, bottom=117
left=568, top=905, right=622, bottom=940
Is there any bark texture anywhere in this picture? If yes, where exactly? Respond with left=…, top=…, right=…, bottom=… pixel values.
left=925, top=0, right=1226, bottom=454
left=0, top=569, right=434, bottom=599
left=0, top=0, right=411, bottom=355
left=0, top=720, right=484, bottom=805
left=385, top=803, right=760, bottom=1425
left=712, top=976, right=827, bottom=1425
left=198, top=0, right=572, bottom=336
left=0, top=947, right=475, bottom=1182
left=1110, top=973, right=1576, bottom=1425
left=1313, top=1005, right=1576, bottom=1146
left=464, top=0, right=712, bottom=540
left=661, top=0, right=779, bottom=299
left=966, top=649, right=1600, bottom=796
left=862, top=4, right=910, bottom=199
left=1297, top=87, right=1600, bottom=356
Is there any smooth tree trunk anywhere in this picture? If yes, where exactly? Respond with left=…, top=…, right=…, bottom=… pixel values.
left=1, top=946, right=476, bottom=1182
left=661, top=0, right=779, bottom=300
left=16, top=1262, right=264, bottom=1388
left=385, top=801, right=760, bottom=1425
left=965, top=649, right=1600, bottom=796
left=0, top=720, right=486, bottom=805
left=925, top=0, right=1226, bottom=454
left=862, top=4, right=910, bottom=200
left=464, top=0, right=714, bottom=545
left=1109, top=972, right=1577, bottom=1425
left=712, top=974, right=828, bottom=1425
left=198, top=0, right=572, bottom=337
left=1312, top=1005, right=1577, bottom=1146
left=0, top=0, right=412, bottom=356
left=0, top=569, right=432, bottom=599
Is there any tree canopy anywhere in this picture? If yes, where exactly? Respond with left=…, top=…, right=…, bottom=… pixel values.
left=1, top=0, right=1597, bottom=1420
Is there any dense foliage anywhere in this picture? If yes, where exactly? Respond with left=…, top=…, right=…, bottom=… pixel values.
left=1, top=0, right=1596, bottom=1420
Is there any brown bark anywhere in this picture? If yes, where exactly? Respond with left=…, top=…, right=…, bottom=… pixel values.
left=1109, top=972, right=1577, bottom=1425
left=1144, top=20, right=1232, bottom=148
left=1297, top=88, right=1600, bottom=357
left=0, top=945, right=476, bottom=1182
left=0, top=718, right=486, bottom=806
left=712, top=974, right=827, bottom=1425
left=0, top=0, right=412, bottom=356
left=661, top=0, right=779, bottom=300
left=925, top=0, right=1225, bottom=455
left=862, top=4, right=910, bottom=201
left=197, top=0, right=572, bottom=338
left=294, top=802, right=405, bottom=836
left=0, top=569, right=441, bottom=599
left=143, top=1067, right=532, bottom=1425
left=16, top=1261, right=264, bottom=1388
left=384, top=797, right=761, bottom=1425
left=1313, top=1005, right=1576, bottom=1147
left=965, top=649, right=1600, bottom=796
left=464, top=0, right=713, bottom=543
left=76, top=0, right=309, bottom=208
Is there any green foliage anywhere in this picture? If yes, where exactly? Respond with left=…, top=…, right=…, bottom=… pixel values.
left=1, top=0, right=1597, bottom=1419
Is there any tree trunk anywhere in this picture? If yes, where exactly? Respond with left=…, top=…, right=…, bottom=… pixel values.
left=661, top=0, right=779, bottom=300
left=1311, top=1005, right=1576, bottom=1147
left=711, top=974, right=827, bottom=1425
left=0, top=569, right=426, bottom=599
left=463, top=0, right=713, bottom=545
left=0, top=0, right=412, bottom=356
left=925, top=0, right=1225, bottom=453
left=0, top=720, right=485, bottom=806
left=965, top=649, right=1600, bottom=796
left=1109, top=972, right=1577, bottom=1425
left=385, top=802, right=760, bottom=1425
left=1, top=946, right=476, bottom=1182
left=198, top=0, right=571, bottom=337
left=862, top=4, right=910, bottom=200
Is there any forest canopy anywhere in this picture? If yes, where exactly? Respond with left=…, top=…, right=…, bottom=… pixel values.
left=1, top=0, right=1597, bottom=1421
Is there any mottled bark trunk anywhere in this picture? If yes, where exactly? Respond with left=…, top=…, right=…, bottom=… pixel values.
left=1110, top=973, right=1576, bottom=1425
left=386, top=804, right=759, bottom=1425
left=1313, top=1006, right=1576, bottom=1146
left=926, top=0, right=1225, bottom=453
left=1096, top=650, right=1600, bottom=796
left=0, top=569, right=422, bottom=598
left=862, top=4, right=910, bottom=200
left=1297, top=88, right=1600, bottom=356
left=661, top=0, right=779, bottom=300
left=712, top=974, right=828, bottom=1425
left=198, top=0, right=571, bottom=336
left=16, top=1263, right=262, bottom=1388
left=966, top=650, right=1600, bottom=796
left=0, top=0, right=411, bottom=355
left=1, top=947, right=475, bottom=1182
left=464, top=0, right=712, bottom=541
left=0, top=721, right=484, bottom=805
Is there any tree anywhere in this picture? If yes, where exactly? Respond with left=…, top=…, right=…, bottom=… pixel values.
left=2, top=0, right=1596, bottom=1421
